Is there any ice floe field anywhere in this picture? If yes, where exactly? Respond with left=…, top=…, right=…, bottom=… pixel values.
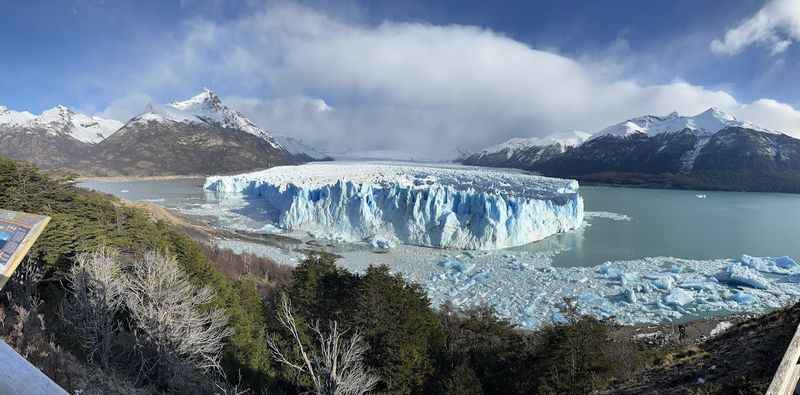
left=79, top=161, right=800, bottom=329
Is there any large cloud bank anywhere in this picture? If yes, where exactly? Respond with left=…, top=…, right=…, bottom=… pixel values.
left=105, top=3, right=800, bottom=157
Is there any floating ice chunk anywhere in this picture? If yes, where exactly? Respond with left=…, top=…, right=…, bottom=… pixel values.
left=597, top=263, right=627, bottom=282
left=622, top=287, right=637, bottom=304
left=739, top=255, right=799, bottom=274
left=205, top=162, right=584, bottom=250
left=678, top=281, right=715, bottom=291
left=664, top=288, right=694, bottom=306
left=460, top=271, right=490, bottom=290
left=369, top=237, right=395, bottom=250
left=732, top=292, right=755, bottom=305
left=584, top=211, right=632, bottom=221
left=645, top=274, right=675, bottom=291
left=438, top=258, right=475, bottom=274
left=775, top=256, right=799, bottom=269
left=715, top=263, right=770, bottom=289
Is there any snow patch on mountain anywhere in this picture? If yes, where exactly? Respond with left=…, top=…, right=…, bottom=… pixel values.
left=476, top=130, right=591, bottom=159
left=0, top=106, right=36, bottom=126
left=596, top=107, right=774, bottom=138
left=204, top=162, right=584, bottom=250
left=164, top=89, right=282, bottom=149
left=0, top=104, right=122, bottom=144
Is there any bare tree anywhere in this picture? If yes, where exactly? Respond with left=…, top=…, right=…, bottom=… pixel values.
left=124, top=251, right=233, bottom=376
left=64, top=247, right=126, bottom=369
left=267, top=294, right=379, bottom=395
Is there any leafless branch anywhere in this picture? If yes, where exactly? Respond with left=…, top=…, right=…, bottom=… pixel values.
left=63, top=247, right=126, bottom=369
left=267, top=294, right=379, bottom=395
left=125, top=251, right=234, bottom=375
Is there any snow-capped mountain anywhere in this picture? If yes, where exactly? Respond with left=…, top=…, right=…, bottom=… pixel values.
left=463, top=131, right=590, bottom=169
left=464, top=108, right=800, bottom=192
left=0, top=90, right=327, bottom=174
left=476, top=131, right=590, bottom=159
left=595, top=107, right=772, bottom=138
left=164, top=89, right=282, bottom=149
left=85, top=90, right=306, bottom=176
left=32, top=105, right=122, bottom=144
left=0, top=104, right=123, bottom=169
left=0, top=105, right=121, bottom=144
left=124, top=89, right=333, bottom=161
left=0, top=106, right=36, bottom=126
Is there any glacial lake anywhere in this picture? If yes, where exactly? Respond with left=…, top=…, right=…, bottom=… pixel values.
left=79, top=175, right=800, bottom=327
left=79, top=178, right=800, bottom=267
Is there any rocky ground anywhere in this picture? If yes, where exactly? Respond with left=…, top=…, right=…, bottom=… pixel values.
left=607, top=306, right=798, bottom=394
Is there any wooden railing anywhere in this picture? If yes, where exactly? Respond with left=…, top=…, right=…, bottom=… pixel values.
left=768, top=323, right=800, bottom=395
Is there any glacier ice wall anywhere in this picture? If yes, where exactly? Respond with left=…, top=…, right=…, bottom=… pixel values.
left=204, top=163, right=584, bottom=250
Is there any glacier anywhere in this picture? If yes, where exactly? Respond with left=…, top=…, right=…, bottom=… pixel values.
left=204, top=162, right=584, bottom=250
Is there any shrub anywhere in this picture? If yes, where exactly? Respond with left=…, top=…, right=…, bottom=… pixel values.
left=267, top=294, right=379, bottom=395
left=63, top=248, right=126, bottom=369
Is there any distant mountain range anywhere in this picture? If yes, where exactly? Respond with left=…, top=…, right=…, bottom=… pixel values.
left=464, top=108, right=800, bottom=193
left=4, top=93, right=800, bottom=192
left=0, top=90, right=326, bottom=176
left=463, top=130, right=591, bottom=170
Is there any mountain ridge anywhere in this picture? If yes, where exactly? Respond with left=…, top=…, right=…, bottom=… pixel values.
left=463, top=108, right=800, bottom=193
left=0, top=90, right=320, bottom=175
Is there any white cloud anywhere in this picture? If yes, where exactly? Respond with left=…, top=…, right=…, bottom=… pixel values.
left=736, top=98, right=800, bottom=133
left=99, top=93, right=155, bottom=122
left=103, top=3, right=800, bottom=156
left=710, top=0, right=800, bottom=56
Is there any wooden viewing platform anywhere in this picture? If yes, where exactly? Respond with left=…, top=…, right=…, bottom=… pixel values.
left=768, top=323, right=800, bottom=395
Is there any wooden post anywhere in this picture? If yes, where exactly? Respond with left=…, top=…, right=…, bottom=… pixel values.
left=767, top=323, right=800, bottom=395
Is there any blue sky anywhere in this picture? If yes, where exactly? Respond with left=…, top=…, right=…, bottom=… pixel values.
left=1, top=0, right=799, bottom=155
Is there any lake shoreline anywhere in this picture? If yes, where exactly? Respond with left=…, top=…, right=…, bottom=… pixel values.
left=74, top=175, right=205, bottom=182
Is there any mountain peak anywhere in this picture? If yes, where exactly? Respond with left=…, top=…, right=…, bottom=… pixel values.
left=700, top=107, right=736, bottom=122
left=38, top=105, right=74, bottom=124
left=170, top=88, right=223, bottom=111
left=159, top=90, right=282, bottom=149
left=595, top=106, right=772, bottom=139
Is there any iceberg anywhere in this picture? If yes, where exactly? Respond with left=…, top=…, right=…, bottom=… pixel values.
left=204, top=162, right=584, bottom=250
left=715, top=263, right=770, bottom=289
left=664, top=288, right=694, bottom=306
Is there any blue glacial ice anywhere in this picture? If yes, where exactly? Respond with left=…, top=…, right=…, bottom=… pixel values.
left=204, top=162, right=584, bottom=250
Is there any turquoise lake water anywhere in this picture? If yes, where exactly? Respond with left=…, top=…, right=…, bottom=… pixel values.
left=79, top=179, right=800, bottom=267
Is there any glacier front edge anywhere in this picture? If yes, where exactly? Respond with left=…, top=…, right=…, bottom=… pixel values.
left=204, top=162, right=584, bottom=250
